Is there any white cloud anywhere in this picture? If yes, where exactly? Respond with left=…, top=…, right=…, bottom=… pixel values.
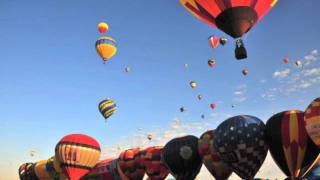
left=273, top=69, right=290, bottom=78
left=234, top=91, right=243, bottom=95
left=303, top=67, right=320, bottom=76
left=233, top=84, right=247, bottom=103
left=304, top=49, right=319, bottom=66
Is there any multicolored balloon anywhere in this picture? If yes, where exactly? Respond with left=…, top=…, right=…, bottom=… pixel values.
left=55, top=134, right=101, bottom=180
left=208, top=36, right=220, bottom=48
left=266, top=110, right=320, bottom=178
left=220, top=37, right=228, bottom=45
left=98, top=98, right=117, bottom=120
left=95, top=36, right=117, bottom=63
left=305, top=97, right=320, bottom=148
left=118, top=148, right=146, bottom=180
left=34, top=160, right=51, bottom=180
left=208, top=59, right=216, bottom=68
left=141, top=146, right=169, bottom=180
left=190, top=81, right=197, bottom=89
left=198, top=130, right=232, bottom=180
left=242, top=69, right=248, bottom=76
left=46, top=156, right=66, bottom=180
left=214, top=115, right=268, bottom=179
left=98, top=22, right=109, bottom=33
left=82, top=159, right=114, bottom=180
left=19, top=163, right=38, bottom=180
left=161, top=135, right=202, bottom=180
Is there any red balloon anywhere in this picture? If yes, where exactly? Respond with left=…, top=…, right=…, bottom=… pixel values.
left=210, top=103, right=216, bottom=110
left=209, top=36, right=220, bottom=48
left=283, top=57, right=289, bottom=64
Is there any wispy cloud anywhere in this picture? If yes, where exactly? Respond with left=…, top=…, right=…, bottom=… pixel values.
left=234, top=84, right=247, bottom=102
left=273, top=69, right=290, bottom=78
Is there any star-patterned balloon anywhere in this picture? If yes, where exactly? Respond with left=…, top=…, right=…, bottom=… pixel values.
left=214, top=115, right=268, bottom=179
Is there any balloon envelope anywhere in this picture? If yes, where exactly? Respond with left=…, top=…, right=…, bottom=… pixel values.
left=161, top=135, right=202, bottom=180
left=98, top=98, right=117, bottom=120
left=305, top=97, right=320, bottom=148
left=95, top=36, right=117, bottom=62
left=55, top=134, right=101, bottom=180
left=214, top=115, right=268, bottom=179
left=118, top=148, right=146, bottom=180
left=266, top=110, right=320, bottom=178
left=198, top=130, right=232, bottom=179
left=208, top=36, right=219, bottom=48
left=98, top=22, right=109, bottom=33
left=142, top=146, right=169, bottom=180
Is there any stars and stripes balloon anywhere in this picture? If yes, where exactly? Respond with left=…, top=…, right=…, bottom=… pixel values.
left=198, top=130, right=232, bottom=180
left=266, top=110, right=320, bottom=178
left=161, top=135, right=202, bottom=180
left=214, top=115, right=268, bottom=179
left=55, top=134, right=101, bottom=180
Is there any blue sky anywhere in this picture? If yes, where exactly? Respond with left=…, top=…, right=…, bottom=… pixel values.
left=1, top=0, right=320, bottom=179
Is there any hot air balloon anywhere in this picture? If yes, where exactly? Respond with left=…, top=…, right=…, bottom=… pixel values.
left=125, top=67, right=131, bottom=73
left=283, top=57, right=289, bottom=64
left=208, top=59, right=216, bottom=68
left=198, top=130, right=232, bottom=180
left=305, top=160, right=320, bottom=180
left=29, top=150, right=36, bottom=157
left=161, top=135, right=202, bottom=180
left=95, top=36, right=117, bottom=63
left=184, top=63, right=189, bottom=69
left=214, top=115, right=268, bottom=179
left=46, top=156, right=66, bottom=180
left=55, top=134, right=101, bottom=180
left=201, top=114, right=205, bottom=119
left=266, top=110, right=320, bottom=178
left=220, top=37, right=228, bottom=45
left=295, top=60, right=302, bottom=67
left=190, top=81, right=197, bottom=89
left=118, top=148, right=146, bottom=180
left=98, top=98, right=117, bottom=121
left=142, top=146, right=169, bottom=180
left=98, top=22, right=109, bottom=33
left=34, top=160, right=51, bottom=180
left=305, top=97, right=320, bottom=148
left=147, top=134, right=153, bottom=141
left=19, top=163, right=38, bottom=180
left=109, top=159, right=122, bottom=180
left=179, top=0, right=278, bottom=59
left=209, top=36, right=220, bottom=48
left=81, top=159, right=114, bottom=180
left=197, top=94, right=203, bottom=100
left=242, top=69, right=248, bottom=76
left=210, top=103, right=216, bottom=110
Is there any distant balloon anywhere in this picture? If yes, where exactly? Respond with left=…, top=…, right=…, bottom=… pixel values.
left=125, top=67, right=131, bottom=73
left=214, top=115, right=268, bottom=179
left=98, top=98, right=117, bottom=120
left=283, top=57, right=289, bottom=64
left=242, top=69, right=248, bottom=76
left=162, top=135, right=202, bottom=180
left=210, top=103, right=216, bottom=110
left=95, top=36, right=117, bottom=63
left=198, top=130, right=232, bottom=180
left=295, top=60, right=302, bottom=67
left=180, top=107, right=185, bottom=113
left=184, top=63, right=189, bottom=69
left=201, top=114, right=205, bottom=119
left=208, top=59, right=216, bottom=68
left=55, top=134, right=101, bottom=180
left=118, top=148, right=145, bottom=180
left=98, top=22, right=109, bottom=33
left=190, top=81, right=197, bottom=89
left=266, top=110, right=320, bottom=178
left=142, top=146, right=169, bottom=180
left=305, top=97, right=320, bottom=148
left=30, top=150, right=36, bottom=157
left=147, top=134, right=153, bottom=141
left=197, top=94, right=203, bottom=100
left=220, top=37, right=228, bottom=45
left=209, top=36, right=220, bottom=48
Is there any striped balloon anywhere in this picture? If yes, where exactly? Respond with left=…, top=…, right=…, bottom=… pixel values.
left=98, top=98, right=117, bottom=120
left=95, top=36, right=117, bottom=63
left=118, top=148, right=146, bottom=180
left=305, top=97, right=320, bottom=148
left=81, top=158, right=114, bottom=180
left=266, top=110, right=320, bottom=178
left=46, top=156, right=66, bottom=180
left=55, top=134, right=101, bottom=180
left=19, top=162, right=38, bottom=180
left=34, top=160, right=51, bottom=180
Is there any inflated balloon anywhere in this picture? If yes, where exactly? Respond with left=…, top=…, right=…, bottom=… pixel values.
left=201, top=114, right=205, bottom=119
left=197, top=94, right=203, bottom=100
left=305, top=97, right=320, bottom=148
left=30, top=150, right=36, bottom=157
left=179, top=0, right=278, bottom=59
left=295, top=60, right=302, bottom=67
left=55, top=134, right=101, bottom=180
left=118, top=148, right=146, bottom=180
left=81, top=159, right=114, bottom=180
left=95, top=36, right=117, bottom=63
left=147, top=134, right=153, bottom=141
left=46, top=156, right=66, bottom=180
left=198, top=130, right=232, bottom=180
left=242, top=69, right=248, bottom=76
left=210, top=103, right=216, bottom=110
left=190, top=81, right=197, bottom=89
left=220, top=37, right=228, bottom=45
left=305, top=160, right=320, bottom=180
left=184, top=63, right=189, bottom=69
left=125, top=67, right=131, bottom=73
left=19, top=163, right=38, bottom=180
left=161, top=135, right=202, bottom=180
left=266, top=110, right=320, bottom=178
left=34, top=160, right=51, bottom=180
left=141, top=146, right=169, bottom=180
left=180, top=107, right=185, bottom=113
left=109, top=159, right=121, bottom=180
left=98, top=22, right=109, bottom=33
left=208, top=59, right=216, bottom=68
left=283, top=57, right=289, bottom=64
left=209, top=36, right=220, bottom=48
left=98, top=98, right=117, bottom=120
left=214, top=115, right=268, bottom=179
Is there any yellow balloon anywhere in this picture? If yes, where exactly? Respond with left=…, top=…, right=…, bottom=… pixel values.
left=98, top=22, right=109, bottom=33
left=95, top=36, right=117, bottom=63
